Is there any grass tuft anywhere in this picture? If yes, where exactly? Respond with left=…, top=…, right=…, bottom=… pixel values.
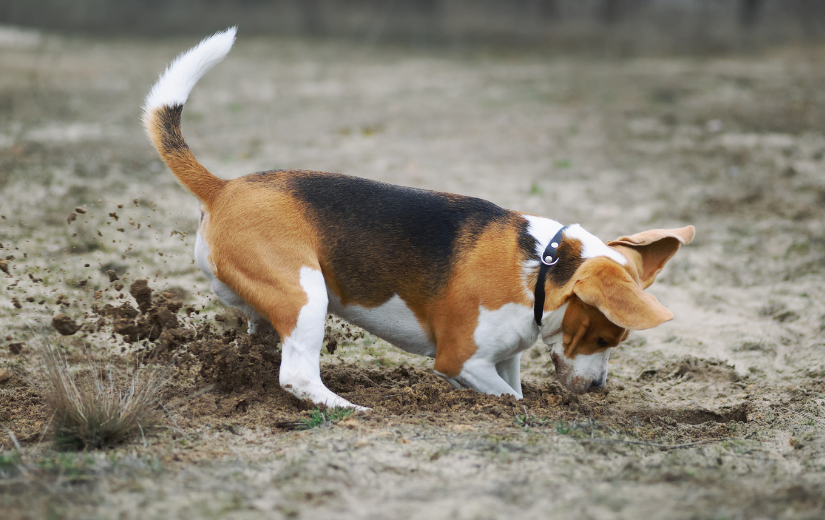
left=555, top=421, right=573, bottom=435
left=297, top=407, right=353, bottom=430
left=38, top=336, right=170, bottom=451
left=514, top=407, right=550, bottom=428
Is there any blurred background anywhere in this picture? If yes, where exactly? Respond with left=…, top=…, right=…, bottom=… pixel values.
left=2, top=0, right=825, bottom=54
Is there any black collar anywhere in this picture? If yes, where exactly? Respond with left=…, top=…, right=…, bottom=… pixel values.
left=534, top=226, right=567, bottom=326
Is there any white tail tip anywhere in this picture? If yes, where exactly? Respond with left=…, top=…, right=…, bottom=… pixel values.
left=143, top=26, right=237, bottom=113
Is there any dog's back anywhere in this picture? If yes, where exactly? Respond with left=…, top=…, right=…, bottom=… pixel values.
left=244, top=169, right=535, bottom=306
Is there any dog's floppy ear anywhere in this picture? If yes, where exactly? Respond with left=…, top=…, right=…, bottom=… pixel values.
left=571, top=259, right=674, bottom=330
left=607, top=225, right=695, bottom=289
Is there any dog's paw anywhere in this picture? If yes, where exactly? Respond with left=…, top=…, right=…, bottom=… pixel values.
left=282, top=381, right=369, bottom=411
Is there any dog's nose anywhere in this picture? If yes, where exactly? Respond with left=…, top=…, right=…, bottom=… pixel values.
left=586, top=378, right=606, bottom=393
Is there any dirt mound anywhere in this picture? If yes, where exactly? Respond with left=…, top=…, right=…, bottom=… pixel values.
left=189, top=327, right=282, bottom=392
left=184, top=323, right=570, bottom=419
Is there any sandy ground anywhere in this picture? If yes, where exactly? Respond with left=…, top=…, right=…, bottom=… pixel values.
left=1, top=26, right=825, bottom=519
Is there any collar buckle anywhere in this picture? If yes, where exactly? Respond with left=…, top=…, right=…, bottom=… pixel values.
left=534, top=226, right=567, bottom=326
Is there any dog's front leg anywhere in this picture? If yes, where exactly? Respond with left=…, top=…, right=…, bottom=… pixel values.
left=448, top=358, right=523, bottom=399
left=495, top=354, right=522, bottom=397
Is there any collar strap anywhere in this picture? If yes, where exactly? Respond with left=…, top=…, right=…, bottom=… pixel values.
left=534, top=226, right=567, bottom=326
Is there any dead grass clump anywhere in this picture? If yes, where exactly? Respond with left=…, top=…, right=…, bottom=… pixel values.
left=38, top=337, right=170, bottom=450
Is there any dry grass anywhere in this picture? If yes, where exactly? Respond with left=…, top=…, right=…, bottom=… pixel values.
left=37, top=337, right=170, bottom=451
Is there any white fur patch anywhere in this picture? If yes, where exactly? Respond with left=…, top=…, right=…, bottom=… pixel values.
left=473, top=303, right=538, bottom=363
left=143, top=26, right=237, bottom=112
left=523, top=214, right=564, bottom=258
left=194, top=229, right=213, bottom=277
left=564, top=224, right=627, bottom=265
left=441, top=303, right=540, bottom=399
left=495, top=354, right=522, bottom=396
left=450, top=358, right=523, bottom=398
left=328, top=293, right=436, bottom=357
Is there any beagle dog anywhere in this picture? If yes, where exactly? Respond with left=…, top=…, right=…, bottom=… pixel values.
left=143, top=28, right=694, bottom=409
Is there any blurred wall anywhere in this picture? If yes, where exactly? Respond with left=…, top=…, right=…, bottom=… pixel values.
left=1, top=0, right=823, bottom=53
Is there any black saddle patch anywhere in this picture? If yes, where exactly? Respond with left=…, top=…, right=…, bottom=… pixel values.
left=249, top=170, right=536, bottom=306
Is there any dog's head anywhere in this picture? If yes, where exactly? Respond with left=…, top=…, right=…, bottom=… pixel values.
left=541, top=225, right=695, bottom=393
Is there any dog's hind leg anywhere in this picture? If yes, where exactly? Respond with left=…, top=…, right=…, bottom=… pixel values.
left=277, top=267, right=366, bottom=409
left=199, top=202, right=363, bottom=409
left=233, top=264, right=366, bottom=410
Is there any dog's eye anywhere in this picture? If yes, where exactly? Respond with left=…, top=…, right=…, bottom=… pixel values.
left=597, top=338, right=609, bottom=348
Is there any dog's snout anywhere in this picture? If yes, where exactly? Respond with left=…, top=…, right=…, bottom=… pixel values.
left=586, top=377, right=606, bottom=393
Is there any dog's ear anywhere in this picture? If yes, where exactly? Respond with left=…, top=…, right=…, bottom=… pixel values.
left=571, top=259, right=674, bottom=330
left=607, top=225, right=695, bottom=289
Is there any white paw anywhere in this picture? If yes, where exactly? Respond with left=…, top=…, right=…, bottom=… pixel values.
left=282, top=382, right=369, bottom=411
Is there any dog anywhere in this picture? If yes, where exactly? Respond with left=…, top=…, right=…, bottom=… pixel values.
left=142, top=28, right=694, bottom=409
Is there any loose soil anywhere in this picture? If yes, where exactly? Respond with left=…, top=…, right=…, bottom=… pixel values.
left=1, top=27, right=824, bottom=520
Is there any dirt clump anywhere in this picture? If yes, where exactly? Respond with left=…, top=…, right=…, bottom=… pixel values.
left=155, top=313, right=584, bottom=427
left=81, top=278, right=592, bottom=427
left=97, top=279, right=185, bottom=343
left=51, top=314, right=80, bottom=336
left=129, top=278, right=154, bottom=314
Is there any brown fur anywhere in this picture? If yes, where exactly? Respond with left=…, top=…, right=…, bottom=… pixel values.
left=431, top=220, right=533, bottom=376
left=201, top=181, right=322, bottom=338
left=144, top=105, right=226, bottom=205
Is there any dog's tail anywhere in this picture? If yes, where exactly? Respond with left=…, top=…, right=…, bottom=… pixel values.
left=142, top=27, right=236, bottom=206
